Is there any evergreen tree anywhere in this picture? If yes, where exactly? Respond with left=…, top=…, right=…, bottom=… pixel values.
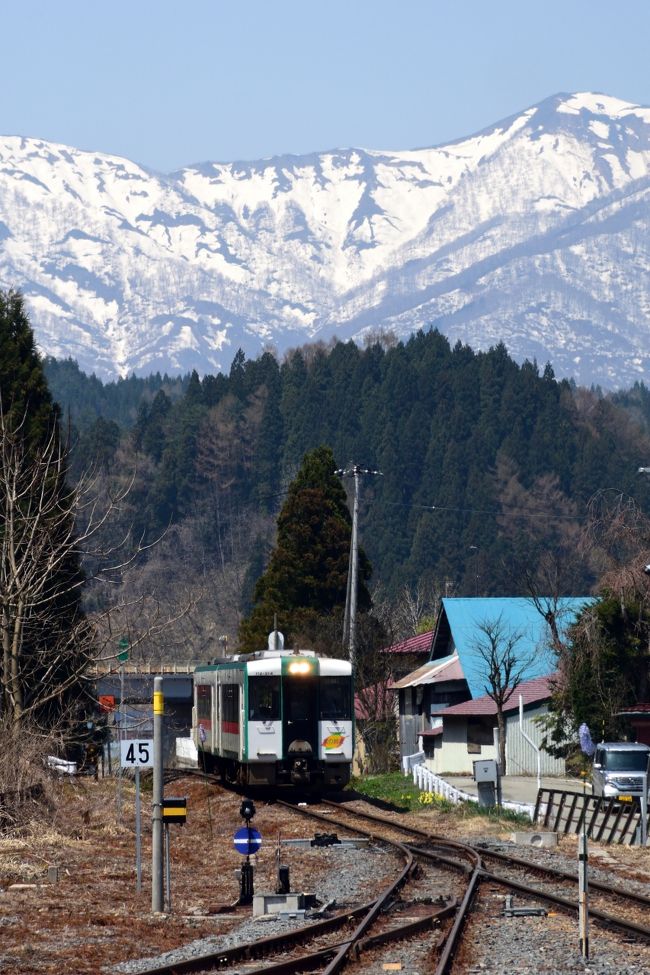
left=238, top=445, right=372, bottom=653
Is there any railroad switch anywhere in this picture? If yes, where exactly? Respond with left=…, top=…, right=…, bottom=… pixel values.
left=503, top=895, right=547, bottom=917
left=311, top=832, right=340, bottom=847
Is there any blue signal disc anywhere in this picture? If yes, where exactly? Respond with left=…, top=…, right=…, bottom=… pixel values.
left=233, top=826, right=262, bottom=855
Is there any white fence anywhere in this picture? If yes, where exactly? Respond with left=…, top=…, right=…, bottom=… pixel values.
left=406, top=756, right=533, bottom=819
left=401, top=751, right=425, bottom=773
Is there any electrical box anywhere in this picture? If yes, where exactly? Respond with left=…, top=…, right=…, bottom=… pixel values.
left=473, top=759, right=499, bottom=784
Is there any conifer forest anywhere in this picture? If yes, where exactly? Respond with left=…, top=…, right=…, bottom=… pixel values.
left=41, top=328, right=650, bottom=661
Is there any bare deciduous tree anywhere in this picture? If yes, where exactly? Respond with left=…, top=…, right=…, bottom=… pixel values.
left=372, top=579, right=443, bottom=642
left=1, top=407, right=92, bottom=725
left=0, top=402, right=185, bottom=727
left=471, top=615, right=536, bottom=774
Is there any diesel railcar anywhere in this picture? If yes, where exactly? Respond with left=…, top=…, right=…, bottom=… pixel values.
left=192, top=633, right=354, bottom=789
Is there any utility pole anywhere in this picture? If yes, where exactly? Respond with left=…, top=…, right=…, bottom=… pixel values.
left=336, top=464, right=382, bottom=671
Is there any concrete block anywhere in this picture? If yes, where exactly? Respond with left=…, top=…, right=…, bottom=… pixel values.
left=511, top=831, right=558, bottom=848
left=253, top=892, right=306, bottom=916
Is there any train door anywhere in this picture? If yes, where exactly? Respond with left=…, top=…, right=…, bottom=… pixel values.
left=283, top=675, right=318, bottom=754
left=195, top=682, right=213, bottom=752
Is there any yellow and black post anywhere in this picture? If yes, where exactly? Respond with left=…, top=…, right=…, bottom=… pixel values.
left=162, top=797, right=187, bottom=912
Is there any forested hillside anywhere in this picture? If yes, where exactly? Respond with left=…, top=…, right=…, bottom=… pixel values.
left=44, top=332, right=650, bottom=655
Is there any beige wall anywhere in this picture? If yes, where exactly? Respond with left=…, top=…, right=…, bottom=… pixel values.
left=422, top=703, right=565, bottom=776
left=423, top=717, right=498, bottom=774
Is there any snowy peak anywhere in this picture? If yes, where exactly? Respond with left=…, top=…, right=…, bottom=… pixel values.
left=0, top=92, right=650, bottom=388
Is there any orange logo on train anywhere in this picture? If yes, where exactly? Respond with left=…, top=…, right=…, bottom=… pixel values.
left=322, top=732, right=346, bottom=750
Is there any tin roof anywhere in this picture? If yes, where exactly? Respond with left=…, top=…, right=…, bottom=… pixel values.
left=421, top=726, right=443, bottom=737
left=381, top=630, right=434, bottom=655
left=431, top=675, right=555, bottom=717
left=391, top=654, right=464, bottom=689
left=432, top=597, right=593, bottom=699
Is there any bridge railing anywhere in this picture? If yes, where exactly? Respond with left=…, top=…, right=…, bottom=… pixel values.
left=89, top=662, right=196, bottom=676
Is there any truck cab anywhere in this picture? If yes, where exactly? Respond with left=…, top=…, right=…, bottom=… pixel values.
left=591, top=742, right=650, bottom=799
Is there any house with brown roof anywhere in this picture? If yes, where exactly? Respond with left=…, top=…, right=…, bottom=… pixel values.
left=426, top=675, right=566, bottom=775
left=394, top=596, right=593, bottom=775
left=616, top=703, right=650, bottom=746
left=380, top=629, right=435, bottom=680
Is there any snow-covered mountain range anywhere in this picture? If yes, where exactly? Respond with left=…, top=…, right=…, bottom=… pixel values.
left=2, top=92, right=650, bottom=388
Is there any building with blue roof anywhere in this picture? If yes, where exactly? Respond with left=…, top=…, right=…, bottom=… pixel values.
left=430, top=597, right=593, bottom=699
left=394, top=596, right=595, bottom=772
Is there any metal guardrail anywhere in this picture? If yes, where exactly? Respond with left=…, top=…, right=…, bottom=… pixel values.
left=89, top=662, right=196, bottom=675
left=533, top=787, right=642, bottom=844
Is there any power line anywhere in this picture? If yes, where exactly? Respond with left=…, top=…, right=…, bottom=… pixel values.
left=370, top=497, right=589, bottom=521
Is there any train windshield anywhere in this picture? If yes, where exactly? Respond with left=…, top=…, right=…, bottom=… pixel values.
left=248, top=677, right=281, bottom=721
left=320, top=676, right=351, bottom=721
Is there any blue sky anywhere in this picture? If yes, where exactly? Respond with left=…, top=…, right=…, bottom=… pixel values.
left=4, top=1, right=650, bottom=172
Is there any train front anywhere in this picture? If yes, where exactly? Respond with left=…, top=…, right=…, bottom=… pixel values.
left=248, top=654, right=354, bottom=789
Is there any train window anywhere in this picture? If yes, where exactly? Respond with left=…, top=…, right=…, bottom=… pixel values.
left=196, top=684, right=212, bottom=720
left=320, top=677, right=351, bottom=721
left=221, top=684, right=240, bottom=729
left=248, top=677, right=280, bottom=720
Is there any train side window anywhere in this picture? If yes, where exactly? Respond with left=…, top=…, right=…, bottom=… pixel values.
left=196, top=684, right=212, bottom=720
left=249, top=677, right=280, bottom=720
left=320, top=677, right=351, bottom=721
left=221, top=684, right=240, bottom=727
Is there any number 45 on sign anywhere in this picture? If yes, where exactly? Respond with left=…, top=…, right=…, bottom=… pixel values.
left=121, top=740, right=154, bottom=768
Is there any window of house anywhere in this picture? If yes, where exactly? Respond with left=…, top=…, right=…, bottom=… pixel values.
left=467, top=716, right=493, bottom=753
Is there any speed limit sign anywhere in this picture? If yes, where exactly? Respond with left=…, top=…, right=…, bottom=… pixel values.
left=120, top=739, right=154, bottom=768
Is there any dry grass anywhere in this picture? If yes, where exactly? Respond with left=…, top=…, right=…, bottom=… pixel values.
left=1, top=774, right=649, bottom=974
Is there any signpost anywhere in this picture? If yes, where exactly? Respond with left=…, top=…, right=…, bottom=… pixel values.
left=151, top=677, right=164, bottom=913
left=116, top=638, right=129, bottom=821
left=161, top=797, right=187, bottom=912
left=120, top=738, right=153, bottom=892
left=234, top=799, right=260, bottom=905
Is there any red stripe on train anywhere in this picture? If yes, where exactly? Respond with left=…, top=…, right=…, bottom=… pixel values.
left=222, top=721, right=239, bottom=735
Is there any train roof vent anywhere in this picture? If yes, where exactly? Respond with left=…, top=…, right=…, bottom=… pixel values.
left=267, top=630, right=285, bottom=651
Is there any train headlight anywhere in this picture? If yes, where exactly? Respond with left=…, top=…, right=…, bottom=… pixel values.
left=288, top=661, right=311, bottom=675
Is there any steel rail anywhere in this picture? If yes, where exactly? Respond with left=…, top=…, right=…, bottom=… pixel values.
left=222, top=908, right=458, bottom=975
left=481, top=869, right=650, bottom=940
left=132, top=904, right=458, bottom=975
left=477, top=844, right=650, bottom=909
left=433, top=865, right=482, bottom=975
left=324, top=797, right=650, bottom=929
left=319, top=798, right=481, bottom=870
left=278, top=799, right=478, bottom=975
left=127, top=900, right=377, bottom=975
left=276, top=799, right=417, bottom=975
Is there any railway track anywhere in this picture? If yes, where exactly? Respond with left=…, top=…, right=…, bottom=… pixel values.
left=126, top=783, right=471, bottom=975
left=308, top=798, right=650, bottom=969
left=315, top=799, right=650, bottom=933
left=128, top=776, right=650, bottom=975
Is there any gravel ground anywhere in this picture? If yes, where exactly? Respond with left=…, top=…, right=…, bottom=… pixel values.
left=474, top=835, right=650, bottom=900
left=112, top=841, right=398, bottom=974
left=2, top=777, right=650, bottom=975
left=459, top=883, right=650, bottom=975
